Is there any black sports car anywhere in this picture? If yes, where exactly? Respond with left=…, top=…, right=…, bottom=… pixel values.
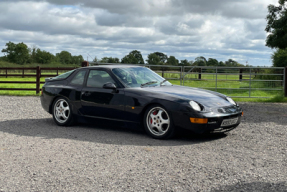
left=40, top=65, right=243, bottom=139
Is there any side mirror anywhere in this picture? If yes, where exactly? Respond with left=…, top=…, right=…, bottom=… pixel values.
left=103, top=82, right=117, bottom=89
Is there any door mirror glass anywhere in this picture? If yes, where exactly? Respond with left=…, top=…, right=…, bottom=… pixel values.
left=103, top=82, right=117, bottom=89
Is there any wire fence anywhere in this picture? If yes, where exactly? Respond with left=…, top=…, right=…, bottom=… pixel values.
left=0, top=62, right=286, bottom=98
left=91, top=62, right=285, bottom=98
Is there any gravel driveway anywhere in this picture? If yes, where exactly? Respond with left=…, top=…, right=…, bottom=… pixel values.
left=0, top=96, right=286, bottom=191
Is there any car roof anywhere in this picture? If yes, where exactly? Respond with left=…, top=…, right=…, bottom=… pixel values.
left=81, top=65, right=144, bottom=70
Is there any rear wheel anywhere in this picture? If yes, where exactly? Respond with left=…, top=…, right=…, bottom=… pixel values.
left=144, top=105, right=175, bottom=139
left=52, top=97, right=74, bottom=126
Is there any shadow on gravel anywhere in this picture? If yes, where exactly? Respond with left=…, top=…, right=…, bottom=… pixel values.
left=211, top=181, right=287, bottom=192
left=0, top=118, right=227, bottom=146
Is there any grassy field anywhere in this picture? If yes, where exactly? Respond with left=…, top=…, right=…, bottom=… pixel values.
left=0, top=62, right=286, bottom=102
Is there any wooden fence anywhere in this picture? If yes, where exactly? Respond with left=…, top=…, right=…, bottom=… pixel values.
left=0, top=66, right=77, bottom=94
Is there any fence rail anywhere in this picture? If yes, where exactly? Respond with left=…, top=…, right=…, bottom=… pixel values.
left=0, top=66, right=76, bottom=94
left=0, top=63, right=287, bottom=98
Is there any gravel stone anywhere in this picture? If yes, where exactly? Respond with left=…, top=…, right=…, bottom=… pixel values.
left=0, top=96, right=286, bottom=191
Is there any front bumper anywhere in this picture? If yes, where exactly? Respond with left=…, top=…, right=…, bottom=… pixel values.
left=172, top=106, right=243, bottom=134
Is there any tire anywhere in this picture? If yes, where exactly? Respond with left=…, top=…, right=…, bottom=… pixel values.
left=143, top=105, right=175, bottom=139
left=52, top=97, right=75, bottom=126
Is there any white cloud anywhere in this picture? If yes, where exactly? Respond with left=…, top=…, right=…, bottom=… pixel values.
left=0, top=0, right=279, bottom=66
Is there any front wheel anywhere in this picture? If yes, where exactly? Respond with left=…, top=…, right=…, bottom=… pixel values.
left=52, top=97, right=74, bottom=126
left=143, top=105, right=175, bottom=139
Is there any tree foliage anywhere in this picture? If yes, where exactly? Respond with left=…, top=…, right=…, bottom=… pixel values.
left=1, top=41, right=30, bottom=64
left=193, top=56, right=207, bottom=66
left=207, top=58, right=219, bottom=66
left=35, top=49, right=55, bottom=64
left=179, top=59, right=191, bottom=66
left=1, top=41, right=249, bottom=67
left=146, top=53, right=161, bottom=64
left=56, top=51, right=72, bottom=64
left=272, top=48, right=287, bottom=67
left=167, top=56, right=179, bottom=66
left=265, top=0, right=287, bottom=49
left=100, top=57, right=120, bottom=63
left=121, top=50, right=144, bottom=64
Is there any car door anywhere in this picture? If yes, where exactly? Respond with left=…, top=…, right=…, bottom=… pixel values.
left=80, top=69, right=126, bottom=120
left=64, top=69, right=88, bottom=114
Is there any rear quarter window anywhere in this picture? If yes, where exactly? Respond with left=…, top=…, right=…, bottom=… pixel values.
left=52, top=70, right=76, bottom=80
left=70, top=70, right=87, bottom=86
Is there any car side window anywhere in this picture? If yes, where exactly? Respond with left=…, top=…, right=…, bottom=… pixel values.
left=86, top=70, right=116, bottom=88
left=70, top=70, right=87, bottom=86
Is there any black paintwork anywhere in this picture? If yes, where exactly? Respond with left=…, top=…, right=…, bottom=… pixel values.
left=40, top=65, right=243, bottom=134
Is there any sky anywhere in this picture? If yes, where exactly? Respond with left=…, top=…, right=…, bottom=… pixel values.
left=0, top=0, right=279, bottom=66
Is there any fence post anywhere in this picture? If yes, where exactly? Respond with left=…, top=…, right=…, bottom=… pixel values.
left=162, top=70, right=164, bottom=78
left=36, top=66, right=41, bottom=94
left=215, top=67, right=218, bottom=91
left=180, top=66, right=182, bottom=86
left=57, top=67, right=59, bottom=76
left=285, top=67, right=287, bottom=97
left=6, top=68, right=7, bottom=78
left=198, top=68, right=202, bottom=80
left=239, top=69, right=243, bottom=81
left=249, top=68, right=252, bottom=97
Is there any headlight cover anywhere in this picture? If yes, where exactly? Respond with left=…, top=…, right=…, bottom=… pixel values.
left=189, top=101, right=201, bottom=111
left=226, top=97, right=236, bottom=105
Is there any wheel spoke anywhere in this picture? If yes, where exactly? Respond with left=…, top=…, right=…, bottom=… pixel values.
left=63, top=106, right=70, bottom=112
left=157, top=110, right=164, bottom=117
left=156, top=126, right=164, bottom=134
left=161, top=119, right=169, bottom=125
left=60, top=101, right=65, bottom=108
left=62, top=112, right=68, bottom=119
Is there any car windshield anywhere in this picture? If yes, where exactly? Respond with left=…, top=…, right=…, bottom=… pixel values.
left=112, top=67, right=172, bottom=88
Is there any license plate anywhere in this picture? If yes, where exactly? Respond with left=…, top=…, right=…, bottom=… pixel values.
left=221, top=117, right=238, bottom=127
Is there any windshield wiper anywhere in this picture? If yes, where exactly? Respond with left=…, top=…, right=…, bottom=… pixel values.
left=160, top=79, right=167, bottom=86
left=141, top=81, right=157, bottom=87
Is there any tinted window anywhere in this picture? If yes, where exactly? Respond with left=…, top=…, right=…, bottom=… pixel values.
left=86, top=70, right=116, bottom=88
left=70, top=70, right=86, bottom=86
left=52, top=70, right=75, bottom=80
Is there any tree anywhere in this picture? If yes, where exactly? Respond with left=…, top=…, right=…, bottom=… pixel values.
left=56, top=51, right=72, bottom=64
left=100, top=57, right=120, bottom=63
left=154, top=52, right=168, bottom=64
left=265, top=0, right=287, bottom=49
left=207, top=58, right=219, bottom=66
left=218, top=61, right=225, bottom=66
left=1, top=41, right=30, bottom=64
left=167, top=56, right=179, bottom=66
left=121, top=50, right=144, bottom=64
left=71, top=55, right=84, bottom=65
left=146, top=53, right=161, bottom=64
left=35, top=49, right=55, bottom=64
left=193, top=56, right=207, bottom=66
left=272, top=48, right=287, bottom=67
left=179, top=59, right=191, bottom=66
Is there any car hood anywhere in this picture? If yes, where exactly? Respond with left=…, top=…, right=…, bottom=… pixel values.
left=140, top=85, right=232, bottom=108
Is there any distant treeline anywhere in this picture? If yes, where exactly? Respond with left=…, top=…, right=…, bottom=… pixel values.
left=0, top=42, right=84, bottom=65
left=1, top=41, right=250, bottom=67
